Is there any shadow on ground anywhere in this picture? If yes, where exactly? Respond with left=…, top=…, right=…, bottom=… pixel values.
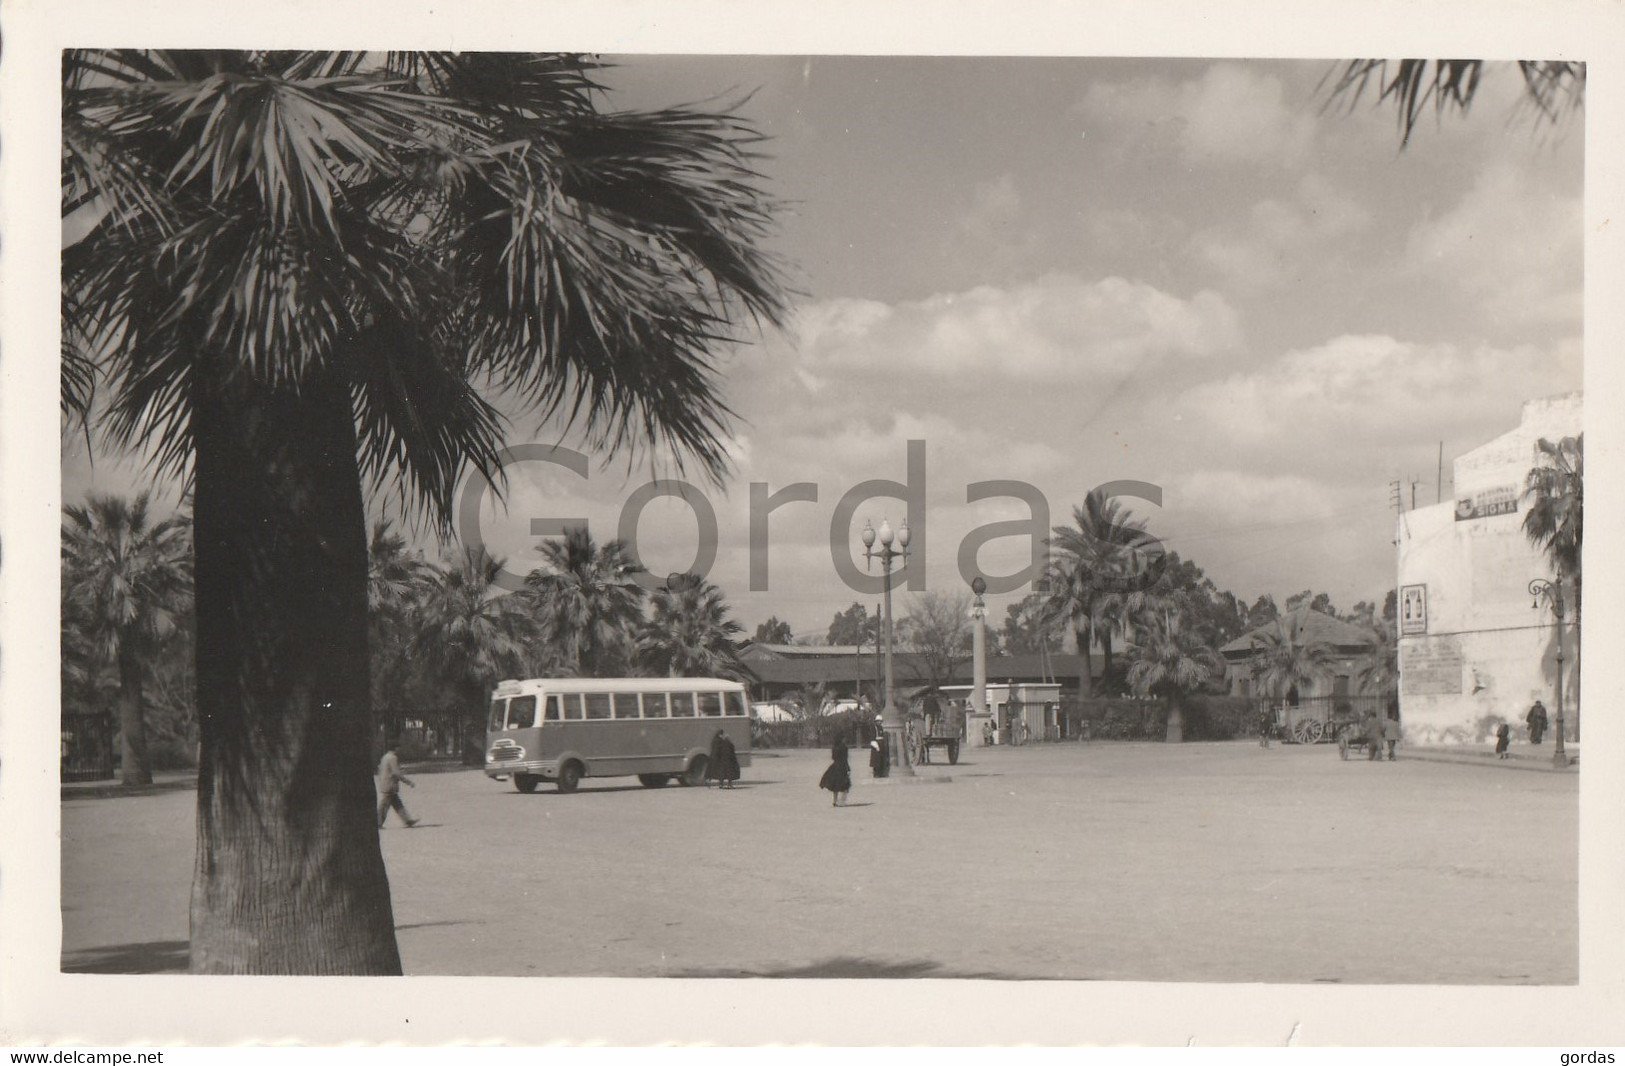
left=668, top=955, right=1053, bottom=980
left=62, top=939, right=189, bottom=974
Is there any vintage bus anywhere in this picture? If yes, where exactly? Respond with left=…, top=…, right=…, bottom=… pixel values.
left=484, top=677, right=753, bottom=793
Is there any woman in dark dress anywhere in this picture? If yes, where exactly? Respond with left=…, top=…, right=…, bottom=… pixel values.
left=707, top=728, right=741, bottom=788
left=819, top=738, right=852, bottom=807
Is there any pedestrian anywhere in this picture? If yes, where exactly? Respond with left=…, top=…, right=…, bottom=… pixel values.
left=869, top=731, right=890, bottom=779
left=1383, top=713, right=1401, bottom=761
left=1364, top=710, right=1384, bottom=761
left=707, top=727, right=741, bottom=789
left=819, top=737, right=852, bottom=807
left=983, top=719, right=995, bottom=747
left=1494, top=722, right=1511, bottom=759
left=1526, top=700, right=1548, bottom=745
left=1257, top=704, right=1274, bottom=748
left=376, top=739, right=418, bottom=828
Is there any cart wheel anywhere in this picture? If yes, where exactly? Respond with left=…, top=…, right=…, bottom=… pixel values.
left=1303, top=719, right=1325, bottom=744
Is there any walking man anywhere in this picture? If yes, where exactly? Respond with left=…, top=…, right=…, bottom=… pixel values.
left=377, top=739, right=418, bottom=828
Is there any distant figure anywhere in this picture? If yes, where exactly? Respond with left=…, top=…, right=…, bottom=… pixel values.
left=1364, top=710, right=1385, bottom=762
left=707, top=728, right=740, bottom=789
left=1495, top=722, right=1512, bottom=759
left=1526, top=700, right=1549, bottom=745
left=1257, top=704, right=1274, bottom=748
left=820, top=738, right=852, bottom=806
left=1383, top=714, right=1401, bottom=761
left=869, top=732, right=890, bottom=778
left=983, top=720, right=996, bottom=747
left=376, top=740, right=418, bottom=828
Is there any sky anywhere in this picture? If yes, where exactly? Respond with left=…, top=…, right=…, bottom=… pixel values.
left=61, top=56, right=1585, bottom=641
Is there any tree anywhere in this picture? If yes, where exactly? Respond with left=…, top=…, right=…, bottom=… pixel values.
left=753, top=616, right=793, bottom=645
left=826, top=602, right=880, bottom=648
left=412, top=548, right=536, bottom=762
left=999, top=592, right=1052, bottom=656
left=1524, top=433, right=1583, bottom=737
left=1247, top=619, right=1335, bottom=707
left=1126, top=609, right=1224, bottom=743
left=1245, top=595, right=1280, bottom=631
left=525, top=525, right=646, bottom=677
left=1323, top=60, right=1584, bottom=147
left=62, top=50, right=786, bottom=973
left=641, top=573, right=748, bottom=680
left=898, top=590, right=974, bottom=694
left=1355, top=622, right=1399, bottom=705
left=1042, top=488, right=1160, bottom=696
left=61, top=493, right=191, bottom=786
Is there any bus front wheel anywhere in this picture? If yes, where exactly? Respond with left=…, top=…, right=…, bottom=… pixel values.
left=680, top=756, right=708, bottom=787
left=557, top=762, right=583, bottom=793
left=514, top=773, right=540, bottom=793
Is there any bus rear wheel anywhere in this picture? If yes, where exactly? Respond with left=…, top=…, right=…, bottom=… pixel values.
left=679, top=756, right=708, bottom=787
left=557, top=762, right=583, bottom=793
left=638, top=773, right=672, bottom=788
left=514, top=773, right=540, bottom=793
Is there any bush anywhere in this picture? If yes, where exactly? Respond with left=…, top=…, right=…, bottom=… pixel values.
left=1178, top=695, right=1257, bottom=741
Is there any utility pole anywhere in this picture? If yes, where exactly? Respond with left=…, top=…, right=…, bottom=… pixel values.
left=1437, top=442, right=1444, bottom=504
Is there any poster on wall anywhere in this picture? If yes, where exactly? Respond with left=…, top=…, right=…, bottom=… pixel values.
left=1399, top=583, right=1427, bottom=635
left=1454, top=484, right=1519, bottom=521
left=1400, top=638, right=1464, bottom=695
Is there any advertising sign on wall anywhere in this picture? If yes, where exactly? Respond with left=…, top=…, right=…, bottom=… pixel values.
left=1399, top=584, right=1427, bottom=635
left=1401, top=638, right=1464, bottom=695
left=1454, top=485, right=1519, bottom=521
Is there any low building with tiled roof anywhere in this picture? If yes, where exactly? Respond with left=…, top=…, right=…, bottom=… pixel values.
left=1219, top=605, right=1377, bottom=703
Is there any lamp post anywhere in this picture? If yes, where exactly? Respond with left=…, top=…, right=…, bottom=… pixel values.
left=862, top=518, right=913, bottom=775
left=1528, top=578, right=1570, bottom=768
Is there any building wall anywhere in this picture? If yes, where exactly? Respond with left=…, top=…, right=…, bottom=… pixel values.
left=1395, top=393, right=1580, bottom=745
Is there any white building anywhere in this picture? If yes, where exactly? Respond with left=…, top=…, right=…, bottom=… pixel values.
left=1395, top=393, right=1581, bottom=745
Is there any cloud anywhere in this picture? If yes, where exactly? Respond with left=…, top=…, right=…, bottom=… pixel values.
left=1403, top=162, right=1583, bottom=328
left=1188, top=172, right=1371, bottom=291
left=1077, top=62, right=1317, bottom=167
left=1173, top=333, right=1582, bottom=472
left=781, top=273, right=1243, bottom=385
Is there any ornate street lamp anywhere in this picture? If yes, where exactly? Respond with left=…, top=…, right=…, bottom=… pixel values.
left=1528, top=578, right=1570, bottom=768
left=862, top=518, right=913, bottom=775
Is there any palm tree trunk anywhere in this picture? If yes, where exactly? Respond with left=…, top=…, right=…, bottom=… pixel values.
left=115, top=642, right=153, bottom=786
left=1074, top=623, right=1094, bottom=698
left=1572, top=580, right=1581, bottom=742
left=1165, top=696, right=1184, bottom=744
left=1100, top=630, right=1116, bottom=694
left=188, top=361, right=400, bottom=975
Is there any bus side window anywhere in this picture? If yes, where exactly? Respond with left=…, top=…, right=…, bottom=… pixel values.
left=670, top=693, right=695, bottom=717
left=584, top=693, right=612, bottom=720
left=508, top=696, right=536, bottom=729
left=612, top=693, right=641, bottom=720
left=544, top=695, right=563, bottom=722
left=731, top=692, right=750, bottom=717
left=561, top=694, right=584, bottom=721
left=698, top=692, right=723, bottom=717
left=645, top=693, right=670, bottom=719
left=488, top=699, right=507, bottom=732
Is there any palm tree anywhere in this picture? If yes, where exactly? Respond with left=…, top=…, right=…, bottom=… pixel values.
left=412, top=547, right=536, bottom=762
left=1322, top=60, right=1584, bottom=147
left=61, top=493, right=191, bottom=786
left=1354, top=622, right=1400, bottom=708
left=367, top=519, right=432, bottom=738
left=1248, top=619, right=1336, bottom=716
left=639, top=573, right=747, bottom=680
left=1524, top=433, right=1583, bottom=738
left=1043, top=489, right=1161, bottom=695
left=1126, top=609, right=1223, bottom=743
left=526, top=525, right=647, bottom=677
left=62, top=50, right=786, bottom=973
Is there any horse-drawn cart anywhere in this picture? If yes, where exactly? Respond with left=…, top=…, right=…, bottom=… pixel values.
left=918, top=700, right=963, bottom=765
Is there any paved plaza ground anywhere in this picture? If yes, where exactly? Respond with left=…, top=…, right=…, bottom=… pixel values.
left=60, top=740, right=1578, bottom=983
